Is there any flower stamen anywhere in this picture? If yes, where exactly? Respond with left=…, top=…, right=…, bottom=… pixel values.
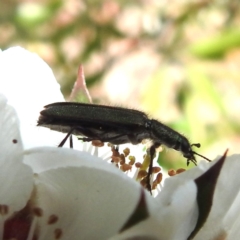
left=54, top=228, right=63, bottom=239
left=0, top=204, right=9, bottom=216
left=48, top=214, right=59, bottom=225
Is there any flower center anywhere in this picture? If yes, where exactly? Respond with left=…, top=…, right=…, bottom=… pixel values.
left=1, top=203, right=63, bottom=239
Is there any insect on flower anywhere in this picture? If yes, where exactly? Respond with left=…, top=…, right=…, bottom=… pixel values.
left=37, top=102, right=211, bottom=192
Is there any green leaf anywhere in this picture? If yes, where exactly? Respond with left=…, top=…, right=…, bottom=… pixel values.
left=190, top=29, right=240, bottom=59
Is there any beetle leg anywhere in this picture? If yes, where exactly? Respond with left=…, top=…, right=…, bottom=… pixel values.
left=58, top=128, right=75, bottom=147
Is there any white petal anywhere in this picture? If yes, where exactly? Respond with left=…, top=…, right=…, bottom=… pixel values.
left=0, top=94, right=33, bottom=216
left=0, top=46, right=65, bottom=148
left=194, top=154, right=240, bottom=239
left=24, top=146, right=131, bottom=174
left=112, top=180, right=197, bottom=240
left=24, top=147, right=156, bottom=239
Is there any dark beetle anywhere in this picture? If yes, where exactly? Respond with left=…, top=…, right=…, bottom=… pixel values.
left=37, top=102, right=211, bottom=191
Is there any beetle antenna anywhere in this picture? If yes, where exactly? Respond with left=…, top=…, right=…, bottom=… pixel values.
left=192, top=151, right=211, bottom=162
left=191, top=143, right=211, bottom=162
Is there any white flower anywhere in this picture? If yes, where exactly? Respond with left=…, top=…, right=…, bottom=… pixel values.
left=1, top=46, right=240, bottom=240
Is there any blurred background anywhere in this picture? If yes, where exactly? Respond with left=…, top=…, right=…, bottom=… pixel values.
left=1, top=0, right=240, bottom=168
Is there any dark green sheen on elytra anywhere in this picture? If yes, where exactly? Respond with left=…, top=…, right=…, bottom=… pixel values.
left=39, top=102, right=148, bottom=126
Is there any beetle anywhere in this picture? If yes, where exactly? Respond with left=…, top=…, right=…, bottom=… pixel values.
left=37, top=102, right=211, bottom=192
